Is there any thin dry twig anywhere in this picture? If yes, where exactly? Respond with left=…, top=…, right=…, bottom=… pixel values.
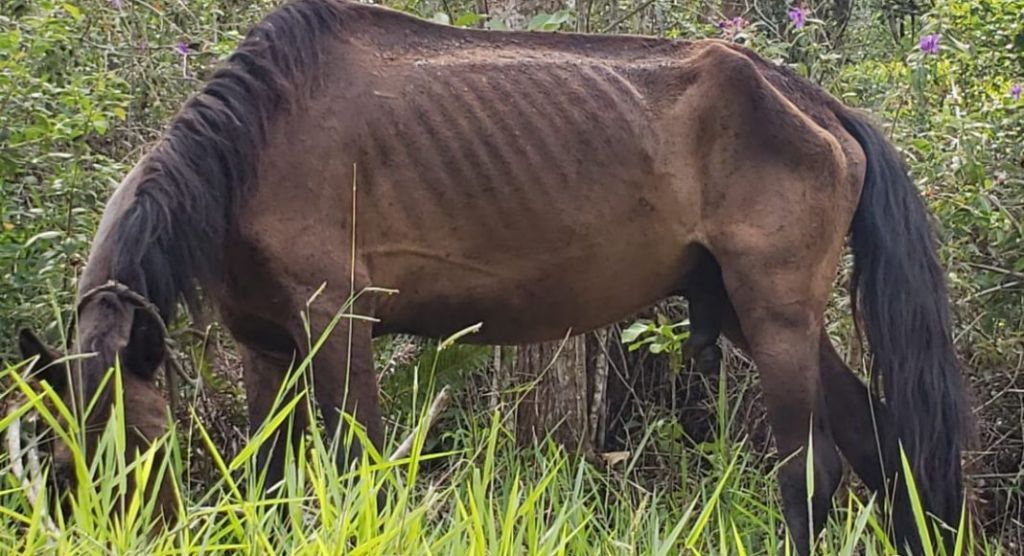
left=5, top=408, right=59, bottom=535
left=600, top=0, right=657, bottom=32
left=967, top=262, right=1024, bottom=283
left=389, top=386, right=453, bottom=462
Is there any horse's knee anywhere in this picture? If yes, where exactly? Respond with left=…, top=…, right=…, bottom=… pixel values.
left=681, top=329, right=717, bottom=361
left=693, top=343, right=722, bottom=375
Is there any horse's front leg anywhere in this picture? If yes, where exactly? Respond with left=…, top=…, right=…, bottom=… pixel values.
left=297, top=294, right=384, bottom=474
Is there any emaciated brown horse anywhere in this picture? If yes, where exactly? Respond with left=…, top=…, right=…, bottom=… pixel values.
left=19, top=1, right=969, bottom=553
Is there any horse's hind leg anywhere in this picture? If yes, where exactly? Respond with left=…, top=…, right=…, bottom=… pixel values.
left=684, top=282, right=856, bottom=548
left=719, top=262, right=843, bottom=552
left=820, top=333, right=921, bottom=547
left=686, top=43, right=860, bottom=553
left=819, top=334, right=895, bottom=495
left=706, top=195, right=847, bottom=554
left=704, top=311, right=889, bottom=511
left=681, top=256, right=726, bottom=375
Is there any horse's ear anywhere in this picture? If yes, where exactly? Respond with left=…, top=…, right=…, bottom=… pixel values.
left=123, top=307, right=166, bottom=380
left=18, top=328, right=68, bottom=391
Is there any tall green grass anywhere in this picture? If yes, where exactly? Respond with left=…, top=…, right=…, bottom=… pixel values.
left=0, top=325, right=998, bottom=555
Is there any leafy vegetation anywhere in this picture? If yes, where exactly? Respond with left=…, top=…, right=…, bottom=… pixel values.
left=1, top=0, right=1021, bottom=553
left=0, top=328, right=995, bottom=554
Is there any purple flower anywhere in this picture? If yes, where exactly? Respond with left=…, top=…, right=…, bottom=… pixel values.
left=718, top=16, right=748, bottom=33
left=175, top=41, right=189, bottom=56
left=110, top=0, right=124, bottom=9
left=788, top=6, right=808, bottom=29
left=919, top=34, right=941, bottom=55
left=1012, top=83, right=1022, bottom=102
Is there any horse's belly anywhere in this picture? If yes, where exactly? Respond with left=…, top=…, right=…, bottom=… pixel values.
left=369, top=222, right=701, bottom=343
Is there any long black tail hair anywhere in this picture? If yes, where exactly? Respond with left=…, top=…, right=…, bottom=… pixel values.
left=839, top=110, right=968, bottom=532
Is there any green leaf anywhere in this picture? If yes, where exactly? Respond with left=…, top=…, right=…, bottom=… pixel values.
left=23, top=230, right=62, bottom=248
left=62, top=3, right=82, bottom=21
left=526, top=11, right=570, bottom=32
left=0, top=30, right=21, bottom=50
left=526, top=13, right=550, bottom=31
left=453, top=13, right=482, bottom=28
left=620, top=321, right=650, bottom=344
left=485, top=18, right=509, bottom=31
left=92, top=116, right=109, bottom=135
left=438, top=322, right=482, bottom=351
left=898, top=447, right=935, bottom=556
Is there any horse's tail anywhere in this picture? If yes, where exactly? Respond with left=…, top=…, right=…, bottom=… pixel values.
left=838, top=110, right=968, bottom=530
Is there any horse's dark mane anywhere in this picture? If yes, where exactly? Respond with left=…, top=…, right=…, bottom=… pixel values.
left=109, top=0, right=347, bottom=320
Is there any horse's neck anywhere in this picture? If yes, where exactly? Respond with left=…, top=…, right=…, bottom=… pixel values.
left=77, top=162, right=147, bottom=297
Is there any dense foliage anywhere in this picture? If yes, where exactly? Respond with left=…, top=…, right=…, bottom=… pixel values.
left=0, top=0, right=1021, bottom=552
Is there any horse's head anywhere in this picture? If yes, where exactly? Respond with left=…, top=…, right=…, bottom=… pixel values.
left=17, top=283, right=175, bottom=517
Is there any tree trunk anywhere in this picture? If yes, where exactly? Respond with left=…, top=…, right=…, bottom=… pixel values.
left=511, top=335, right=590, bottom=448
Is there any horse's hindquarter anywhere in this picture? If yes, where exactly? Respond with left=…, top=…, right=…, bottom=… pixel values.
left=246, top=22, right=713, bottom=343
